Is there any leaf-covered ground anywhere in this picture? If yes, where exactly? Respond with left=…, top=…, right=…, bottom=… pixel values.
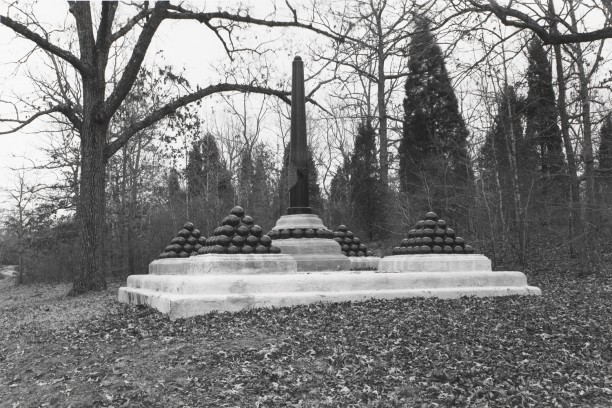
left=1, top=270, right=611, bottom=407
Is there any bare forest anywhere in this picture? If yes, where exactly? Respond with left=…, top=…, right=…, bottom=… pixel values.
left=1, top=0, right=612, bottom=290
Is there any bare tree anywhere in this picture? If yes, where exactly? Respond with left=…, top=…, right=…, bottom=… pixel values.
left=0, top=1, right=343, bottom=293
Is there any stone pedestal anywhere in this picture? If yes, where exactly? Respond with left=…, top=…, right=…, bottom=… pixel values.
left=378, top=254, right=492, bottom=273
left=348, top=257, right=381, bottom=270
left=271, top=214, right=351, bottom=271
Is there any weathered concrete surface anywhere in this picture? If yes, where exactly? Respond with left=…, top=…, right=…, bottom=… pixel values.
left=272, top=238, right=351, bottom=271
left=378, top=254, right=492, bottom=273
left=348, top=257, right=381, bottom=270
left=149, top=254, right=297, bottom=275
left=273, top=214, right=326, bottom=230
left=118, top=270, right=541, bottom=320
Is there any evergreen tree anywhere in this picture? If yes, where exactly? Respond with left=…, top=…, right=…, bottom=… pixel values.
left=329, top=158, right=352, bottom=227
left=349, top=121, right=382, bottom=240
left=597, top=114, right=612, bottom=204
left=167, top=167, right=183, bottom=203
left=185, top=133, right=233, bottom=201
left=278, top=142, right=323, bottom=216
left=525, top=36, right=566, bottom=207
left=399, top=17, right=472, bottom=218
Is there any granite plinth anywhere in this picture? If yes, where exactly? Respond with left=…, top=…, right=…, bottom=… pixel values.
left=149, top=254, right=297, bottom=275
left=118, top=270, right=541, bottom=320
left=378, top=254, right=492, bottom=273
left=273, top=214, right=326, bottom=230
left=348, top=257, right=381, bottom=270
left=271, top=238, right=351, bottom=271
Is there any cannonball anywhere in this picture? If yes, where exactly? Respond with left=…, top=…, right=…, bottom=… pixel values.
left=348, top=251, right=357, bottom=257
left=315, top=229, right=326, bottom=238
left=464, top=245, right=474, bottom=254
left=158, top=253, right=167, bottom=259
left=435, top=228, right=445, bottom=237
left=455, top=237, right=465, bottom=246
left=432, top=245, right=443, bottom=254
left=433, top=237, right=444, bottom=246
left=408, top=229, right=417, bottom=238
left=421, top=237, right=433, bottom=246
left=217, top=235, right=231, bottom=247
left=437, top=219, right=447, bottom=229
left=280, top=229, right=292, bottom=239
left=445, top=228, right=456, bottom=238
left=166, top=251, right=178, bottom=258
left=179, top=251, right=189, bottom=258
left=392, top=247, right=400, bottom=255
left=353, top=237, right=360, bottom=245
left=191, top=229, right=201, bottom=238
left=212, top=245, right=226, bottom=254
left=197, top=247, right=207, bottom=255
left=164, top=245, right=174, bottom=252
left=401, top=238, right=410, bottom=247
left=407, top=238, right=416, bottom=246
left=193, top=244, right=203, bottom=252
left=197, top=237, right=207, bottom=246
left=443, top=245, right=453, bottom=254
left=268, top=230, right=281, bottom=240
left=366, top=251, right=373, bottom=257
left=221, top=225, right=235, bottom=236
left=425, top=211, right=438, bottom=221
left=346, top=231, right=354, bottom=239
left=236, top=225, right=250, bottom=237
left=231, top=235, right=245, bottom=246
left=419, top=245, right=432, bottom=254
left=225, top=214, right=241, bottom=227
left=171, top=237, right=186, bottom=246
left=213, top=226, right=223, bottom=236
left=350, top=244, right=359, bottom=252
left=422, top=228, right=434, bottom=238
left=357, top=251, right=364, bottom=257
left=359, top=244, right=367, bottom=252
left=415, top=230, right=424, bottom=238
left=444, top=237, right=455, bottom=246
left=269, top=245, right=281, bottom=254
left=325, top=229, right=334, bottom=239
left=260, top=235, right=272, bottom=247
left=453, top=245, right=464, bottom=254
left=416, top=220, right=425, bottom=229
left=230, top=206, right=245, bottom=218
left=424, top=220, right=437, bottom=229
left=241, top=245, right=254, bottom=254
left=341, top=244, right=350, bottom=252
left=241, top=215, right=254, bottom=226
left=336, top=231, right=346, bottom=239
left=250, top=225, right=263, bottom=237
left=183, top=222, right=195, bottom=231
left=220, top=218, right=229, bottom=228
left=343, top=237, right=352, bottom=245
left=414, top=237, right=422, bottom=245
left=187, top=236, right=197, bottom=246
left=246, top=235, right=259, bottom=247
left=334, top=237, right=343, bottom=244
left=338, top=225, right=348, bottom=232
left=205, top=237, right=215, bottom=246
left=255, top=245, right=267, bottom=254
left=406, top=247, right=414, bottom=254
left=291, top=228, right=303, bottom=238
left=183, top=244, right=193, bottom=253
left=226, top=245, right=240, bottom=255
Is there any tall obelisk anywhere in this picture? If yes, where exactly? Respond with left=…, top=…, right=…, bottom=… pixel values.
left=287, top=56, right=311, bottom=215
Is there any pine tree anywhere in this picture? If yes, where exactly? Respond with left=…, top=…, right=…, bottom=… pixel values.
left=597, top=115, right=612, bottom=204
left=525, top=36, right=566, bottom=209
left=185, top=133, right=233, bottom=201
left=329, top=158, right=352, bottom=227
left=349, top=121, right=381, bottom=240
left=399, top=17, right=472, bottom=217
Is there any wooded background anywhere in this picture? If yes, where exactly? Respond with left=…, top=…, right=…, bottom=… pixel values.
left=1, top=0, right=611, bottom=291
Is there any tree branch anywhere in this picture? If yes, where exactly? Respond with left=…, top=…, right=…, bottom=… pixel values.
left=0, top=104, right=80, bottom=135
left=0, top=14, right=88, bottom=74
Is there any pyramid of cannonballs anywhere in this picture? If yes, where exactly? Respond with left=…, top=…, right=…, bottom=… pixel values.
left=392, top=212, right=474, bottom=255
left=266, top=225, right=334, bottom=240
left=158, top=222, right=206, bottom=259
left=198, top=206, right=280, bottom=255
left=332, top=225, right=374, bottom=257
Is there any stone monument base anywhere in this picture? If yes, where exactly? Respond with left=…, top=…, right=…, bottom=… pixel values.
left=348, top=256, right=381, bottom=270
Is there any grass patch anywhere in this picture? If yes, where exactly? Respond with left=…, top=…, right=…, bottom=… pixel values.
left=1, top=271, right=611, bottom=407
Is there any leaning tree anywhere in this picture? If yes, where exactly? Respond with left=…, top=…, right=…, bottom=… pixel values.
left=0, top=1, right=341, bottom=293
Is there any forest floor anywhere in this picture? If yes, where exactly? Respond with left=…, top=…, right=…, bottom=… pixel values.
left=1, top=267, right=611, bottom=407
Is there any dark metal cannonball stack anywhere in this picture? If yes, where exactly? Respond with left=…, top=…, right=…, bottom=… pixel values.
left=266, top=226, right=334, bottom=241
left=391, top=212, right=475, bottom=255
left=158, top=222, right=205, bottom=259
left=332, top=225, right=374, bottom=257
left=198, top=206, right=280, bottom=255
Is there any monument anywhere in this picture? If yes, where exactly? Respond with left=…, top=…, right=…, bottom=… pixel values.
left=118, top=57, right=540, bottom=320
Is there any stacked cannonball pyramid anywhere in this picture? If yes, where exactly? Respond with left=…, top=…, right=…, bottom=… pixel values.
left=332, top=225, right=374, bottom=257
left=198, top=206, right=281, bottom=255
left=266, top=225, right=334, bottom=240
left=158, top=222, right=206, bottom=259
left=392, top=212, right=475, bottom=255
